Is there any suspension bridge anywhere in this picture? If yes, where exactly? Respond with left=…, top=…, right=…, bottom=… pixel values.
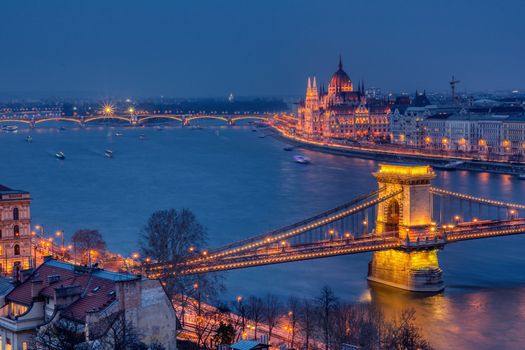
left=0, top=114, right=271, bottom=127
left=144, top=163, right=525, bottom=292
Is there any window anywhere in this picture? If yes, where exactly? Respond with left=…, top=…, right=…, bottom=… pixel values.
left=14, top=245, right=20, bottom=256
left=22, top=342, right=28, bottom=350
left=13, top=226, right=20, bottom=239
left=0, top=229, right=2, bottom=238
left=12, top=208, right=19, bottom=221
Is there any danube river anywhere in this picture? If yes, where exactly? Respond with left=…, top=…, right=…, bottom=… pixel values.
left=1, top=123, right=525, bottom=349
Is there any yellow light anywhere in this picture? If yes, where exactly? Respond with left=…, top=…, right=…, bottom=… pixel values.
left=128, top=107, right=135, bottom=114
left=442, top=137, right=448, bottom=145
left=132, top=252, right=139, bottom=259
left=55, top=231, right=61, bottom=237
left=35, top=225, right=41, bottom=230
left=425, top=136, right=431, bottom=144
left=377, top=164, right=431, bottom=176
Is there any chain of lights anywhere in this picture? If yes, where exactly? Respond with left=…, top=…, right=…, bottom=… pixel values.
left=430, top=187, right=525, bottom=210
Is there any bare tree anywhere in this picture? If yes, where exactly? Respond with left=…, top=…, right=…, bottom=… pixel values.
left=298, top=298, right=315, bottom=350
left=263, top=293, right=282, bottom=342
left=97, top=311, right=146, bottom=350
left=287, top=295, right=300, bottom=349
left=246, top=296, right=264, bottom=339
left=33, top=318, right=87, bottom=350
left=383, top=309, right=433, bottom=350
left=72, top=229, right=107, bottom=265
left=316, top=286, right=338, bottom=350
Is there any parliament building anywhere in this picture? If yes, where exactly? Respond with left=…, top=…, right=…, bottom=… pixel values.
left=297, top=57, right=390, bottom=140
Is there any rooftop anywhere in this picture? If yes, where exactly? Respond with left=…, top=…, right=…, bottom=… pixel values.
left=5, top=259, right=139, bottom=324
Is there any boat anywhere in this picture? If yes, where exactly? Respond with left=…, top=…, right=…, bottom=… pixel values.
left=114, top=131, right=123, bottom=137
left=104, top=149, right=113, bottom=158
left=433, top=161, right=464, bottom=171
left=252, top=128, right=257, bottom=132
left=517, top=174, right=525, bottom=180
left=284, top=147, right=293, bottom=151
left=2, top=125, right=18, bottom=133
left=139, top=134, right=145, bottom=140
left=55, top=152, right=65, bottom=160
left=26, top=136, right=32, bottom=143
left=293, top=155, right=310, bottom=164
left=59, top=126, right=66, bottom=131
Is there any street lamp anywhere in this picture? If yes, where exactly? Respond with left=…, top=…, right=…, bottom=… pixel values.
left=55, top=230, right=64, bottom=252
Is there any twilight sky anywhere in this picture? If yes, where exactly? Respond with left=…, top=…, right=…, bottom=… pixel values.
left=0, top=0, right=523, bottom=98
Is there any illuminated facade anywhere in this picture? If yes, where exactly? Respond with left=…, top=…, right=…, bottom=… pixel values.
left=297, top=57, right=390, bottom=140
left=0, top=185, right=32, bottom=277
left=368, top=164, right=444, bottom=292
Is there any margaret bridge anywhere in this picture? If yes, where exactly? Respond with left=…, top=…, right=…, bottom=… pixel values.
left=142, top=163, right=525, bottom=292
left=0, top=114, right=273, bottom=127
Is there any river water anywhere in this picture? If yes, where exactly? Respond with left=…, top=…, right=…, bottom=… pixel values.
left=1, top=123, right=524, bottom=349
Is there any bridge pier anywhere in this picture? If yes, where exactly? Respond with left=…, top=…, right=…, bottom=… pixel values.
left=368, top=164, right=444, bottom=292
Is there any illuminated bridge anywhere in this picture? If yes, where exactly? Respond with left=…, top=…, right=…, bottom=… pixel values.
left=0, top=114, right=272, bottom=127
left=144, top=164, right=525, bottom=292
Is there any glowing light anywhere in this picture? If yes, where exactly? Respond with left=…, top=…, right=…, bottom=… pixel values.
left=101, top=104, right=114, bottom=116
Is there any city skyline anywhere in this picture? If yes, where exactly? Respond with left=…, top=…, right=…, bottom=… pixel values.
left=0, top=0, right=524, bottom=99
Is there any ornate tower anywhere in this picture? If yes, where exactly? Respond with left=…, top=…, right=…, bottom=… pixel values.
left=0, top=185, right=33, bottom=278
left=368, top=164, right=443, bottom=292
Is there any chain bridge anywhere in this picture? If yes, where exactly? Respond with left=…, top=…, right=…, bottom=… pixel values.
left=144, top=164, right=525, bottom=292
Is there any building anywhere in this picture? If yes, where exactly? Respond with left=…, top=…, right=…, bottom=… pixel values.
left=0, top=258, right=178, bottom=350
left=0, top=185, right=32, bottom=277
left=296, top=57, right=390, bottom=141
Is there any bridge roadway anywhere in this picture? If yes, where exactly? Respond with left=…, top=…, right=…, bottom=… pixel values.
left=144, top=219, right=525, bottom=278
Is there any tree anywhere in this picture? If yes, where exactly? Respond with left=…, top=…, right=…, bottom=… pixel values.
left=263, top=293, right=282, bottom=342
left=383, top=309, right=433, bottom=350
left=140, top=208, right=208, bottom=296
left=246, top=296, right=264, bottom=339
left=298, top=298, right=315, bottom=350
left=140, top=208, right=207, bottom=264
left=72, top=229, right=107, bottom=265
left=316, top=286, right=338, bottom=350
left=33, top=318, right=87, bottom=350
left=213, top=322, right=236, bottom=345
left=97, top=311, right=147, bottom=350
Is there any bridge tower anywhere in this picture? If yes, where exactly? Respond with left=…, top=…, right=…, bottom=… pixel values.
left=368, top=164, right=444, bottom=292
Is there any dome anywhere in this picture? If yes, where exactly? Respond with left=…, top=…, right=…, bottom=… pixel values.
left=328, top=57, right=353, bottom=93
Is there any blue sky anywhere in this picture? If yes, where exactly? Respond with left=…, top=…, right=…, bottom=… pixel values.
left=0, top=0, right=523, bottom=98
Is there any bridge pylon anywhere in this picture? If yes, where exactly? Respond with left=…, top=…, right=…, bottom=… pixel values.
left=368, top=164, right=444, bottom=292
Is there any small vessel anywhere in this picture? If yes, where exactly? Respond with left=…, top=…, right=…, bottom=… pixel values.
left=104, top=149, right=113, bottom=158
left=284, top=147, right=293, bottom=151
left=433, top=161, right=464, bottom=171
left=59, top=126, right=66, bottom=131
left=2, top=125, right=18, bottom=133
left=252, top=127, right=257, bottom=132
left=55, top=151, right=65, bottom=160
left=114, top=131, right=123, bottom=137
left=26, top=136, right=33, bottom=143
left=293, top=155, right=310, bottom=164
left=517, top=174, right=525, bottom=180
left=139, top=134, right=145, bottom=140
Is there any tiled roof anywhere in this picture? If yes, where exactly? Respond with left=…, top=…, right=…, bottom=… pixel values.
left=5, top=259, right=139, bottom=324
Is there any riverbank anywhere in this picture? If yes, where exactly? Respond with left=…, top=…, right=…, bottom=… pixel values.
left=272, top=128, right=525, bottom=176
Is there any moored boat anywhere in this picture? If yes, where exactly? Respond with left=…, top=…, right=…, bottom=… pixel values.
left=26, top=136, right=32, bottom=143
left=55, top=151, right=65, bottom=160
left=104, top=149, right=113, bottom=158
